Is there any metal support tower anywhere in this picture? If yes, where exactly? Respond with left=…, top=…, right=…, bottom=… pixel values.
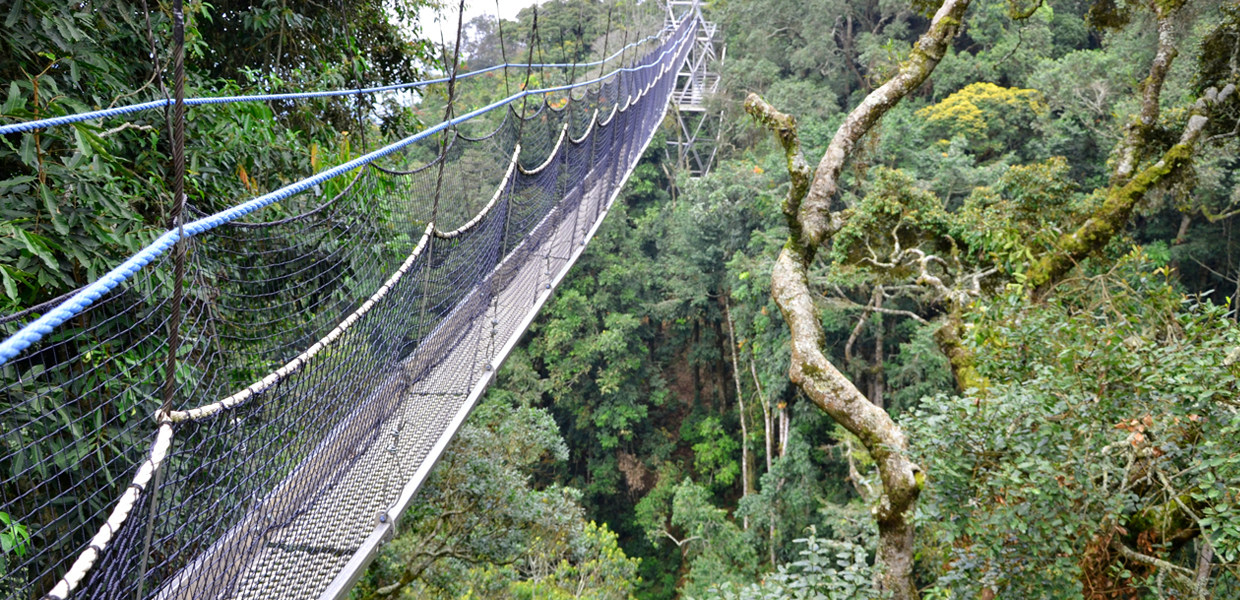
left=665, top=0, right=723, bottom=177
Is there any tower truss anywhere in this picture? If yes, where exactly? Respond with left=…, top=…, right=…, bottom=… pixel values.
left=665, top=1, right=724, bottom=177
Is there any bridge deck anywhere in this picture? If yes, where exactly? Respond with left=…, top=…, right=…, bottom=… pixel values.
left=161, top=157, right=620, bottom=600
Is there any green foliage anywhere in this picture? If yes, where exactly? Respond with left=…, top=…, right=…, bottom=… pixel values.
left=917, top=82, right=1046, bottom=160
left=670, top=1, right=1240, bottom=597
left=830, top=167, right=956, bottom=279
left=532, top=0, right=1240, bottom=597
left=0, top=0, right=434, bottom=309
left=691, top=416, right=741, bottom=488
left=468, top=522, right=640, bottom=600
left=954, top=156, right=1085, bottom=277
left=907, top=249, right=1240, bottom=596
left=637, top=477, right=758, bottom=599
left=717, top=0, right=921, bottom=131
left=1195, top=1, right=1240, bottom=95
left=691, top=528, right=885, bottom=600
left=0, top=510, right=30, bottom=576
left=354, top=396, right=639, bottom=599
left=883, top=322, right=955, bottom=416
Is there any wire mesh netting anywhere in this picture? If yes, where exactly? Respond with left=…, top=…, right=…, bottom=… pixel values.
left=0, top=14, right=695, bottom=600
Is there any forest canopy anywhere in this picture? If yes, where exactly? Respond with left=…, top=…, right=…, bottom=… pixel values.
left=3, top=0, right=1240, bottom=599
left=422, top=0, right=1240, bottom=598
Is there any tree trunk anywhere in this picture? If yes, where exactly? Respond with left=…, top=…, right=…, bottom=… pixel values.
left=1233, top=268, right=1240, bottom=322
left=779, top=404, right=789, bottom=457
left=753, top=359, right=773, bottom=476
left=769, top=518, right=777, bottom=568
left=724, top=302, right=753, bottom=530
left=1175, top=213, right=1192, bottom=245
left=872, top=290, right=884, bottom=410
left=716, top=319, right=730, bottom=413
left=691, top=319, right=701, bottom=405
left=744, top=1, right=973, bottom=596
left=751, top=358, right=777, bottom=566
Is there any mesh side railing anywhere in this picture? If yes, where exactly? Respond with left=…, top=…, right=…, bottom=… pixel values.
left=0, top=13, right=694, bottom=600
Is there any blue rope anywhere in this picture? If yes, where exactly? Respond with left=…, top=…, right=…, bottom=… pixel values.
left=0, top=16, right=698, bottom=367
left=0, top=33, right=664, bottom=136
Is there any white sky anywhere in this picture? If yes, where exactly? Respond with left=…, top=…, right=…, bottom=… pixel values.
left=418, top=0, right=542, bottom=47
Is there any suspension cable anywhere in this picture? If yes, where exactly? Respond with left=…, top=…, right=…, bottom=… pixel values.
left=496, top=0, right=511, bottom=97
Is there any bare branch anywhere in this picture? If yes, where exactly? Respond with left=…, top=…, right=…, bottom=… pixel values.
left=1112, top=539, right=1196, bottom=588
left=662, top=531, right=703, bottom=548
left=845, top=287, right=879, bottom=363
left=1195, top=540, right=1214, bottom=598
left=100, top=122, right=156, bottom=138
left=826, top=294, right=930, bottom=325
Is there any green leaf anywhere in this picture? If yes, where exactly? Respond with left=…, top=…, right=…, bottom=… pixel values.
left=0, top=266, right=21, bottom=300
left=3, top=0, right=21, bottom=29
left=2, top=81, right=21, bottom=113
left=0, top=175, right=36, bottom=191
left=18, top=133, right=36, bottom=166
left=41, top=184, right=70, bottom=235
left=15, top=228, right=58, bottom=270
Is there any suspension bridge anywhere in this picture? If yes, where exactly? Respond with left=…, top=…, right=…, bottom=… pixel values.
left=0, top=5, right=702, bottom=599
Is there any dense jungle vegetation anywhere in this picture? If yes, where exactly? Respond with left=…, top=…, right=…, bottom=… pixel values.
left=4, top=0, right=1240, bottom=598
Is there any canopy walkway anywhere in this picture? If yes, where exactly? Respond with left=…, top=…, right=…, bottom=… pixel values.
left=0, top=7, right=699, bottom=600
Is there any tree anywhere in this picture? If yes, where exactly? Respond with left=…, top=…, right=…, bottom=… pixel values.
left=692, top=527, right=882, bottom=600
left=907, top=249, right=1240, bottom=597
left=636, top=477, right=758, bottom=598
left=0, top=0, right=436, bottom=310
left=744, top=0, right=1240, bottom=596
left=352, top=396, right=640, bottom=599
left=743, top=1, right=973, bottom=596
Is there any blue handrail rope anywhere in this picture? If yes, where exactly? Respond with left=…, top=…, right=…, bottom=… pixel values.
left=0, top=15, right=699, bottom=368
left=0, top=32, right=664, bottom=136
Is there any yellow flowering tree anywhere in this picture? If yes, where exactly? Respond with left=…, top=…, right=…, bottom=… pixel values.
left=917, top=82, right=1046, bottom=159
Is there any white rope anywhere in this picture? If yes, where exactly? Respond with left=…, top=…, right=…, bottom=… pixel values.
left=598, top=102, right=621, bottom=128
left=517, top=124, right=571, bottom=176
left=434, top=145, right=521, bottom=239
left=569, top=109, right=600, bottom=145
left=165, top=223, right=435, bottom=423
left=45, top=424, right=174, bottom=600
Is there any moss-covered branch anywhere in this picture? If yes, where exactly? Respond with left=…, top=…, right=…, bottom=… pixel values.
left=1112, top=2, right=1182, bottom=185
left=744, top=94, right=813, bottom=254
left=796, top=0, right=972, bottom=256
left=932, top=309, right=987, bottom=392
left=1030, top=84, right=1236, bottom=294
